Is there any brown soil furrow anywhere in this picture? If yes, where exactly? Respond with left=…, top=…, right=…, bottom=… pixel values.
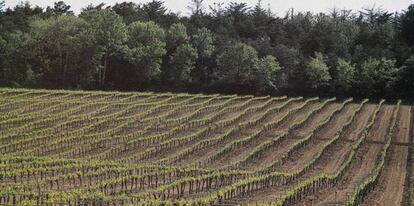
left=114, top=98, right=272, bottom=161
left=76, top=98, right=245, bottom=159
left=298, top=104, right=394, bottom=206
left=219, top=103, right=357, bottom=205
left=243, top=102, right=375, bottom=200
left=204, top=101, right=322, bottom=169
left=239, top=133, right=296, bottom=170
left=273, top=101, right=323, bottom=131
left=303, top=103, right=378, bottom=177
left=278, top=103, right=357, bottom=172
left=241, top=102, right=342, bottom=170
left=125, top=98, right=232, bottom=135
left=173, top=100, right=306, bottom=166
left=394, top=105, right=412, bottom=144
left=361, top=105, right=411, bottom=206
left=264, top=103, right=377, bottom=206
left=293, top=102, right=342, bottom=137
left=344, top=104, right=378, bottom=141
left=366, top=105, right=395, bottom=142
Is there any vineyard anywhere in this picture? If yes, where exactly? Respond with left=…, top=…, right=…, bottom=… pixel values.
left=0, top=88, right=412, bottom=206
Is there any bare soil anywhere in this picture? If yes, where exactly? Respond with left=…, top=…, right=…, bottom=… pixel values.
left=297, top=105, right=394, bottom=205
left=242, top=102, right=342, bottom=170
left=360, top=105, right=411, bottom=206
left=176, top=99, right=305, bottom=166
left=278, top=103, right=357, bottom=173
left=206, top=101, right=322, bottom=169
left=211, top=102, right=356, bottom=204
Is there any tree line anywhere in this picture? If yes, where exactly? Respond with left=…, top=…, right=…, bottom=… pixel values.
left=0, top=0, right=413, bottom=99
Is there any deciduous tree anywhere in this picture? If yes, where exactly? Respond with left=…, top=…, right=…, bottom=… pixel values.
left=333, top=58, right=356, bottom=95
left=356, top=58, right=399, bottom=97
left=216, top=42, right=258, bottom=85
left=397, top=55, right=414, bottom=98
left=124, top=21, right=166, bottom=81
left=169, top=43, right=198, bottom=85
left=162, top=23, right=198, bottom=87
left=303, top=52, right=331, bottom=91
left=191, top=27, right=215, bottom=84
left=81, top=10, right=127, bottom=88
left=30, top=15, right=91, bottom=88
left=255, top=55, right=283, bottom=93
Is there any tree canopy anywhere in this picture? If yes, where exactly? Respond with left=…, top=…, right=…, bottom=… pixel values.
left=0, top=1, right=413, bottom=99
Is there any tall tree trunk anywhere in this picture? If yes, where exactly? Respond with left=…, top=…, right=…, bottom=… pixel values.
left=64, top=52, right=69, bottom=87
left=99, top=52, right=109, bottom=89
left=102, top=52, right=109, bottom=89
left=58, top=44, right=64, bottom=87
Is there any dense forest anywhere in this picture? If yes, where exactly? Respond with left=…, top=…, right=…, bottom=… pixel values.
left=0, top=0, right=413, bottom=99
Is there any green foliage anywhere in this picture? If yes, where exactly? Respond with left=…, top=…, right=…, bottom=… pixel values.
left=81, top=10, right=127, bottom=52
left=303, top=52, right=331, bottom=90
left=0, top=1, right=413, bottom=98
left=356, top=58, right=399, bottom=97
left=23, top=68, right=36, bottom=87
left=302, top=14, right=357, bottom=58
left=216, top=42, right=259, bottom=84
left=256, top=55, right=282, bottom=92
left=272, top=44, right=301, bottom=87
left=1, top=2, right=43, bottom=32
left=0, top=34, right=6, bottom=84
left=190, top=27, right=215, bottom=85
left=216, top=43, right=282, bottom=94
left=45, top=1, right=74, bottom=16
left=191, top=27, right=215, bottom=59
left=0, top=31, right=31, bottom=87
left=169, top=43, right=198, bottom=85
left=353, top=8, right=396, bottom=61
left=125, top=21, right=166, bottom=80
left=81, top=10, right=127, bottom=88
left=112, top=2, right=145, bottom=24
left=142, top=0, right=167, bottom=23
left=18, top=199, right=37, bottom=206
left=162, top=23, right=198, bottom=87
left=334, top=58, right=356, bottom=94
left=167, top=23, right=189, bottom=50
left=398, top=55, right=414, bottom=97
left=29, top=15, right=90, bottom=88
left=400, top=4, right=414, bottom=47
